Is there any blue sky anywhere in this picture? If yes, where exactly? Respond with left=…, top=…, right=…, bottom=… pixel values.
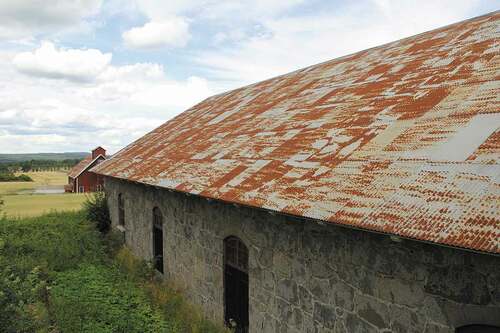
left=0, top=0, right=498, bottom=153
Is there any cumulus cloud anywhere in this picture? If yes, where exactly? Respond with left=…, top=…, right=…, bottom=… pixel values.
left=0, top=0, right=102, bottom=40
left=1, top=47, right=215, bottom=153
left=12, top=41, right=112, bottom=82
left=122, top=17, right=191, bottom=49
left=1, top=0, right=496, bottom=154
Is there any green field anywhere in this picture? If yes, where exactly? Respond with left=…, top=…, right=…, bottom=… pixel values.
left=0, top=170, right=68, bottom=195
left=0, top=171, right=86, bottom=217
left=2, top=193, right=87, bottom=218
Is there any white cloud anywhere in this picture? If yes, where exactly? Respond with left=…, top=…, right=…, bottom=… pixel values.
left=123, top=17, right=191, bottom=49
left=128, top=0, right=305, bottom=21
left=1, top=46, right=215, bottom=153
left=194, top=0, right=487, bottom=85
left=0, top=0, right=102, bottom=40
left=130, top=76, right=211, bottom=108
left=1, top=0, right=496, bottom=154
left=12, top=41, right=112, bottom=82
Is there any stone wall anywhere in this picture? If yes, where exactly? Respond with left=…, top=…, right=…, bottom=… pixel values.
left=104, top=177, right=500, bottom=333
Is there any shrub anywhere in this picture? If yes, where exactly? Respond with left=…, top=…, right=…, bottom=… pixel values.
left=0, top=265, right=50, bottom=333
left=0, top=212, right=101, bottom=332
left=16, top=174, right=33, bottom=182
left=0, top=211, right=104, bottom=274
left=114, top=247, right=154, bottom=281
left=83, top=191, right=111, bottom=233
left=0, top=172, right=33, bottom=182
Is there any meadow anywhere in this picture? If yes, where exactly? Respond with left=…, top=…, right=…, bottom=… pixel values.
left=0, top=170, right=86, bottom=218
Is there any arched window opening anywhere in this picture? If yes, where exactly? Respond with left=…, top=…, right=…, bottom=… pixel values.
left=118, top=193, right=125, bottom=226
left=456, top=325, right=500, bottom=333
left=224, top=236, right=248, bottom=333
left=152, top=207, right=164, bottom=274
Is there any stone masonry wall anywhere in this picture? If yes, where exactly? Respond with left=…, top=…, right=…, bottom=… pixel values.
left=105, top=177, right=500, bottom=333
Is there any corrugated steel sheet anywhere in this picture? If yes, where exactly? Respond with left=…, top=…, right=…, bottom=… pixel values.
left=68, top=155, right=93, bottom=178
left=92, top=12, right=500, bottom=254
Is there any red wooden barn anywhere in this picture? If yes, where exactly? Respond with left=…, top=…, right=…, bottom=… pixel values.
left=65, top=147, right=107, bottom=193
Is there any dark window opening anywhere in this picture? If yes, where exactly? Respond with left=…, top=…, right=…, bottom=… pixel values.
left=152, top=207, right=164, bottom=274
left=118, top=193, right=125, bottom=226
left=457, top=325, right=500, bottom=333
left=224, top=236, right=248, bottom=333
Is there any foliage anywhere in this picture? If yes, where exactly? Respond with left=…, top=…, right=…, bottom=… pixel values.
left=0, top=152, right=87, bottom=164
left=0, top=212, right=102, bottom=332
left=0, top=211, right=103, bottom=274
left=0, top=265, right=51, bottom=333
left=84, top=191, right=111, bottom=233
left=50, top=264, right=167, bottom=333
left=115, top=248, right=230, bottom=333
left=144, top=280, right=228, bottom=333
left=0, top=172, right=33, bottom=182
left=0, top=157, right=84, bottom=172
left=0, top=211, right=228, bottom=333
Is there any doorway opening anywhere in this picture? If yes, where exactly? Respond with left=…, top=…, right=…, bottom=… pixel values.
left=152, top=207, right=164, bottom=274
left=224, top=236, right=249, bottom=333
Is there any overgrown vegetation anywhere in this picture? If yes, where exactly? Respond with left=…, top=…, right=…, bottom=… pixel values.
left=84, top=191, right=111, bottom=233
left=50, top=264, right=167, bottom=332
left=0, top=209, right=228, bottom=333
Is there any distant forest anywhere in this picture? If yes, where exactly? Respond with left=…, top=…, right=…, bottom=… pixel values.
left=0, top=152, right=87, bottom=174
left=0, top=152, right=87, bottom=164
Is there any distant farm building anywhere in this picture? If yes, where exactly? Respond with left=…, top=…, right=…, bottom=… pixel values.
left=93, top=12, right=500, bottom=333
left=66, top=147, right=106, bottom=193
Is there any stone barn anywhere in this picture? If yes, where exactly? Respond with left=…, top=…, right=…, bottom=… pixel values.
left=92, top=12, right=500, bottom=333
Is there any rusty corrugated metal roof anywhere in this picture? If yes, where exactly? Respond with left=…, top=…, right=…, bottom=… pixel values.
left=68, top=154, right=106, bottom=178
left=68, top=155, right=93, bottom=178
left=93, top=12, right=500, bottom=254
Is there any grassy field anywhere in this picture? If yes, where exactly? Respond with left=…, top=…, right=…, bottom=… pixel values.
left=0, top=170, right=86, bottom=217
left=0, top=170, right=68, bottom=195
left=2, top=193, right=87, bottom=218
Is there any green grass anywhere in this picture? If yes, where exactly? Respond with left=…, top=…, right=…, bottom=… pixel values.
left=2, top=193, right=87, bottom=218
left=0, top=170, right=69, bottom=195
left=0, top=170, right=85, bottom=218
left=0, top=211, right=228, bottom=333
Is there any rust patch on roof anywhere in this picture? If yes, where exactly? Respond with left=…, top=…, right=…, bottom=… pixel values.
left=68, top=155, right=93, bottom=178
left=93, top=12, right=500, bottom=254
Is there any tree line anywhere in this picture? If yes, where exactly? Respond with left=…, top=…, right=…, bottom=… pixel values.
left=1, top=159, right=82, bottom=172
left=0, top=159, right=83, bottom=182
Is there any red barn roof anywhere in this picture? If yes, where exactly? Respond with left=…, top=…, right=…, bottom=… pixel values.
left=93, top=12, right=500, bottom=254
left=69, top=148, right=107, bottom=179
left=68, top=155, right=94, bottom=179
